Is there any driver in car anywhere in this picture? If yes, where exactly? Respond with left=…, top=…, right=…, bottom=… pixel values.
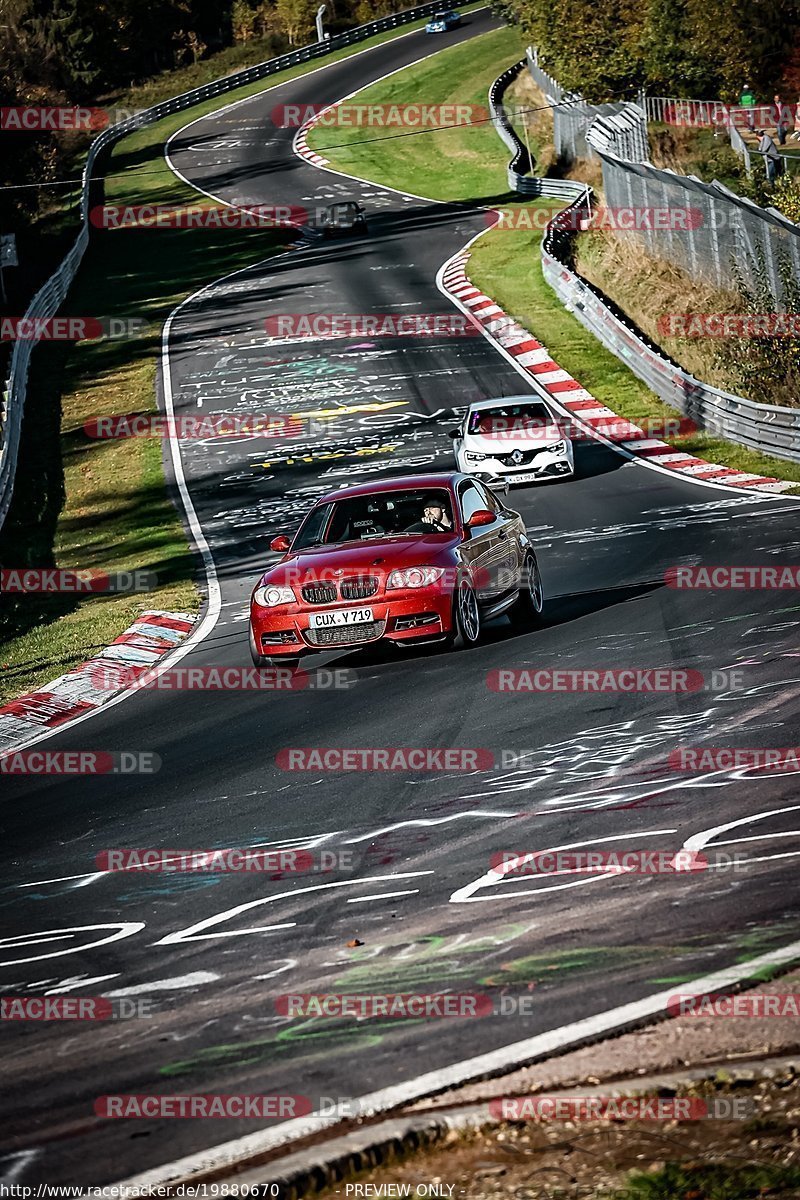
left=405, top=501, right=453, bottom=533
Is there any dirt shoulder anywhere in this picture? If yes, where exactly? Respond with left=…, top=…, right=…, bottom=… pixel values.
left=304, top=970, right=800, bottom=1200
left=405, top=968, right=800, bottom=1113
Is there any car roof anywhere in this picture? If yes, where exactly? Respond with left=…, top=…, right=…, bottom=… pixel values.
left=467, top=394, right=554, bottom=414
left=317, top=472, right=467, bottom=505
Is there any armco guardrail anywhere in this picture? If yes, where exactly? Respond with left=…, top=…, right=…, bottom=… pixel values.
left=583, top=106, right=649, bottom=164
left=0, top=0, right=470, bottom=533
left=488, top=59, right=588, bottom=199
left=489, top=60, right=800, bottom=465
left=541, top=207, right=800, bottom=463
left=489, top=61, right=534, bottom=189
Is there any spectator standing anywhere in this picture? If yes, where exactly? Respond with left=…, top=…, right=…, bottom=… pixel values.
left=756, top=129, right=781, bottom=182
left=774, top=93, right=787, bottom=143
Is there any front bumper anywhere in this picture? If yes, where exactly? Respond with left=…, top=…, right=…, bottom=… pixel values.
left=250, top=587, right=454, bottom=656
left=464, top=446, right=574, bottom=485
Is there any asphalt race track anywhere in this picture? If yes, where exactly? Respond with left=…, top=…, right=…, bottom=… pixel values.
left=3, top=8, right=800, bottom=1186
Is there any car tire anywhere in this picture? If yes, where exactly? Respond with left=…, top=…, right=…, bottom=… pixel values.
left=249, top=630, right=300, bottom=671
left=445, top=577, right=482, bottom=650
left=508, top=552, right=545, bottom=630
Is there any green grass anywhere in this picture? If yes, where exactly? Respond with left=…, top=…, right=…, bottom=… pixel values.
left=468, top=209, right=800, bottom=485
left=0, top=10, right=487, bottom=705
left=624, top=1160, right=800, bottom=1199
left=105, top=2, right=489, bottom=210
left=308, top=22, right=527, bottom=200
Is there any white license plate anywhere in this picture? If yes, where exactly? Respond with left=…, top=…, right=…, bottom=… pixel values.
left=309, top=607, right=373, bottom=628
left=507, top=472, right=539, bottom=483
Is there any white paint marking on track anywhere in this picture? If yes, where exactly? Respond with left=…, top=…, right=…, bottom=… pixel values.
left=0, top=257, right=251, bottom=750
left=154, top=872, right=435, bottom=944
left=346, top=890, right=420, bottom=903
left=103, top=26, right=800, bottom=1191
left=450, top=828, right=677, bottom=902
left=165, top=11, right=488, bottom=213
left=342, top=809, right=522, bottom=844
left=0, top=1151, right=40, bottom=1186
left=683, top=805, right=800, bottom=863
left=104, top=972, right=220, bottom=996
left=254, top=959, right=298, bottom=980
left=0, top=923, right=146, bottom=967
left=277, top=53, right=799, bottom=506
left=44, top=974, right=120, bottom=993
left=713, top=831, right=800, bottom=846
left=114, top=937, right=800, bottom=1190
left=434, top=233, right=799, bottom=503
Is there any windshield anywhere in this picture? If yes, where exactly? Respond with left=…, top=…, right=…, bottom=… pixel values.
left=293, top=488, right=455, bottom=549
left=467, top=401, right=558, bottom=440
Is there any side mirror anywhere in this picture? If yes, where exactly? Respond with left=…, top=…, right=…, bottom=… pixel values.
left=270, top=535, right=291, bottom=552
left=467, top=509, right=496, bottom=528
left=448, top=428, right=461, bottom=438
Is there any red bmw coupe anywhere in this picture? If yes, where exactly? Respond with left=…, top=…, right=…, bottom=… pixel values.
left=248, top=472, right=544, bottom=668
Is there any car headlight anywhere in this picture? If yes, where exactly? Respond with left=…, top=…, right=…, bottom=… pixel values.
left=253, top=585, right=294, bottom=607
left=387, top=567, right=445, bottom=589
left=465, top=451, right=489, bottom=462
left=547, top=440, right=568, bottom=455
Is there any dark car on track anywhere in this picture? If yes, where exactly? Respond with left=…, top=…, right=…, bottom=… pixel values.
left=316, top=201, right=368, bottom=238
left=426, top=9, right=461, bottom=31
left=249, top=472, right=544, bottom=668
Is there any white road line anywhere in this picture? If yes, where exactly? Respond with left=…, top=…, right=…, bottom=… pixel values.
left=272, top=49, right=799, bottom=507
left=154, top=872, right=435, bottom=944
left=0, top=923, right=146, bottom=967
left=0, top=16, right=492, bottom=750
left=346, top=890, right=420, bottom=903
left=0, top=247, right=303, bottom=753
left=434, top=235, right=797, bottom=503
left=165, top=12, right=488, bottom=211
left=104, top=972, right=219, bottom=996
left=342, top=809, right=522, bottom=843
left=115, top=937, right=800, bottom=1190
left=450, top=828, right=677, bottom=903
left=106, top=26, right=800, bottom=1192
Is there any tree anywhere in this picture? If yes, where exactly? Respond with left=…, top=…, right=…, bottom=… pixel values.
left=15, top=0, right=110, bottom=96
left=642, top=0, right=709, bottom=96
left=275, top=0, right=317, bottom=45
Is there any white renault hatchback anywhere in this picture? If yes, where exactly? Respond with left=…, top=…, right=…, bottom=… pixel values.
left=449, top=396, right=575, bottom=486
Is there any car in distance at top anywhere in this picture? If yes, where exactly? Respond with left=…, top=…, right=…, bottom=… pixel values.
left=450, top=396, right=574, bottom=486
left=426, top=9, right=461, bottom=31
left=249, top=472, right=544, bottom=669
left=315, top=201, right=368, bottom=238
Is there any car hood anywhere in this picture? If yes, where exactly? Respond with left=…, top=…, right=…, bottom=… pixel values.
left=465, top=427, right=563, bottom=453
left=260, top=534, right=459, bottom=585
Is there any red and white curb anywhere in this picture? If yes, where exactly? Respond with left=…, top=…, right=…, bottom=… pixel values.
left=294, top=124, right=330, bottom=168
left=0, top=611, right=195, bottom=756
left=441, top=253, right=795, bottom=494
